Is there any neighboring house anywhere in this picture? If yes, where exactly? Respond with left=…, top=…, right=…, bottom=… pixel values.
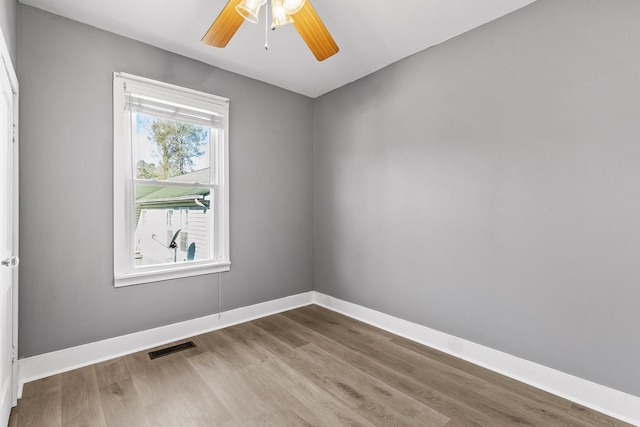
left=134, top=168, right=210, bottom=266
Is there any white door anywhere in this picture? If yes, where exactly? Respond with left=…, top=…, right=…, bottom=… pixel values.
left=0, top=56, right=16, bottom=426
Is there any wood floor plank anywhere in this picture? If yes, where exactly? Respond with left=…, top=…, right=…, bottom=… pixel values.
left=233, top=319, right=449, bottom=426
left=298, top=342, right=450, bottom=426
left=20, top=375, right=61, bottom=400
left=284, top=306, right=611, bottom=427
left=94, top=358, right=149, bottom=427
left=186, top=341, right=279, bottom=423
left=7, top=408, right=17, bottom=427
left=250, top=315, right=309, bottom=349
left=7, top=393, right=61, bottom=427
left=11, top=376, right=62, bottom=427
left=93, top=358, right=131, bottom=389
left=218, top=358, right=325, bottom=426
left=568, top=402, right=631, bottom=427
left=257, top=313, right=497, bottom=427
left=217, top=322, right=382, bottom=426
left=389, top=332, right=630, bottom=427
left=9, top=305, right=634, bottom=427
left=193, top=325, right=369, bottom=426
left=305, top=304, right=400, bottom=342
left=390, top=334, right=575, bottom=408
left=60, top=365, right=106, bottom=427
left=282, top=309, right=514, bottom=421
left=193, top=327, right=257, bottom=371
left=259, top=358, right=378, bottom=427
left=125, top=342, right=233, bottom=426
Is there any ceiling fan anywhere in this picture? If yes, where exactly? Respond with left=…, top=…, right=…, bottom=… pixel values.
left=202, top=0, right=339, bottom=61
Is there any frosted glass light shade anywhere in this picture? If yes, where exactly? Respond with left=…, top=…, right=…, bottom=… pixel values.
left=236, top=0, right=267, bottom=24
left=282, top=0, right=305, bottom=15
left=271, top=0, right=294, bottom=29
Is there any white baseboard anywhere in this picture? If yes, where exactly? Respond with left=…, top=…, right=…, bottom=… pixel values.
left=17, top=290, right=640, bottom=426
left=17, top=291, right=315, bottom=398
left=311, top=291, right=640, bottom=426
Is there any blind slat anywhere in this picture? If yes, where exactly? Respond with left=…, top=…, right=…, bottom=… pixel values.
left=125, top=93, right=225, bottom=128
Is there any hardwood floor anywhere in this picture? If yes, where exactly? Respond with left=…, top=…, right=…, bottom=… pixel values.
left=9, top=305, right=632, bottom=426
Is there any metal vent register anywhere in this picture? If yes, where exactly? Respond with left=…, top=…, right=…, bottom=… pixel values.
left=148, top=341, right=196, bottom=359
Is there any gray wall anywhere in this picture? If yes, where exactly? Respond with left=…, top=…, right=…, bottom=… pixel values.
left=314, top=0, right=640, bottom=397
left=0, top=0, right=16, bottom=65
left=18, top=5, right=314, bottom=357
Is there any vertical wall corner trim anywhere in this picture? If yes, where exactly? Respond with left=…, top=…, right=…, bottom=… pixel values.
left=310, top=292, right=640, bottom=426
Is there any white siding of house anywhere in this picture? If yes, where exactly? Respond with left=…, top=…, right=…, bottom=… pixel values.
left=135, top=208, right=210, bottom=266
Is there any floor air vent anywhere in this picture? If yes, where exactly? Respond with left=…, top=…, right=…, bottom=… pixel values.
left=148, top=341, right=196, bottom=359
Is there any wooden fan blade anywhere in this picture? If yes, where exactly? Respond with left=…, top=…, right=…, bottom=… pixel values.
left=202, top=0, right=245, bottom=47
left=292, top=1, right=339, bottom=61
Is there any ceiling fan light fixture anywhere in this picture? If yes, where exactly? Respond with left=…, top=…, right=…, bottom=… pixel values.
left=203, top=0, right=339, bottom=61
left=235, top=0, right=267, bottom=24
left=282, top=0, right=305, bottom=15
left=271, top=0, right=294, bottom=29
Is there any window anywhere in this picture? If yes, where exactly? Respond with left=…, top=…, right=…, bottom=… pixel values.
left=179, top=231, right=188, bottom=252
left=113, top=73, right=230, bottom=287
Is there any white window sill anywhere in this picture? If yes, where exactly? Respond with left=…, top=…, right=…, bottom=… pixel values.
left=115, top=262, right=230, bottom=287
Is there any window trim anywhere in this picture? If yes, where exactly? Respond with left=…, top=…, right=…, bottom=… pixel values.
left=113, top=72, right=230, bottom=287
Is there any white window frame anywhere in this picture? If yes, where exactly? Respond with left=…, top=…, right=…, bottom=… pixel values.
left=113, top=72, right=230, bottom=287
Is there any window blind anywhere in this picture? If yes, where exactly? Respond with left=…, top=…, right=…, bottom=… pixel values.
left=125, top=93, right=225, bottom=128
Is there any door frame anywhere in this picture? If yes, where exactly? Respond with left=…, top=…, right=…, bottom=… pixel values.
left=0, top=27, right=19, bottom=407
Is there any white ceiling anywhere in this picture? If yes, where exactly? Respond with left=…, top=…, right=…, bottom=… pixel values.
left=18, top=0, right=537, bottom=98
